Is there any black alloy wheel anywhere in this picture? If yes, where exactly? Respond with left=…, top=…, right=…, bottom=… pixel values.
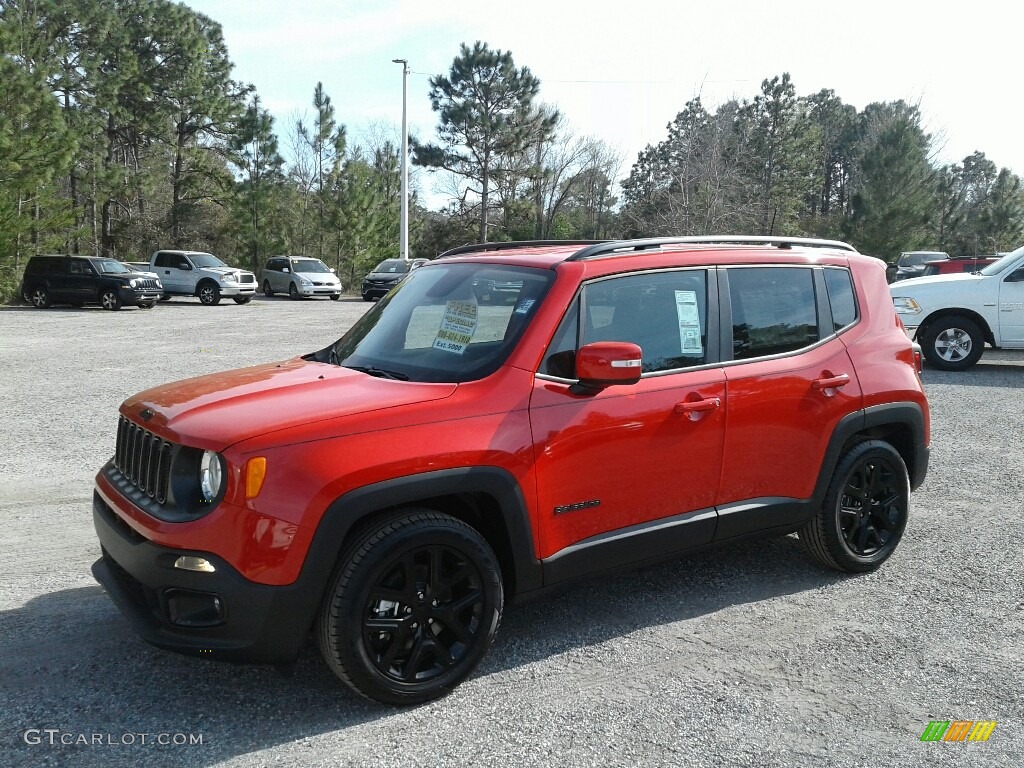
left=318, top=510, right=502, bottom=705
left=799, top=440, right=910, bottom=573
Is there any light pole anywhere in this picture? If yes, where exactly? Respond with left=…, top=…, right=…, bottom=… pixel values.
left=392, top=58, right=409, bottom=261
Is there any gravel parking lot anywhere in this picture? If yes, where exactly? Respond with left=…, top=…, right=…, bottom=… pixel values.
left=1, top=295, right=1022, bottom=768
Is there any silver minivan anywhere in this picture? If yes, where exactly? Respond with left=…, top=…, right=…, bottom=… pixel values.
left=261, top=256, right=343, bottom=300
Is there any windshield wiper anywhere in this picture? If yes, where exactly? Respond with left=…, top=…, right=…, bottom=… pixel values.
left=346, top=365, right=409, bottom=381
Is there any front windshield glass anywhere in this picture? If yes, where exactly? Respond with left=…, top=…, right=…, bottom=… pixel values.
left=979, top=248, right=1022, bottom=277
left=319, top=263, right=555, bottom=383
left=190, top=252, right=228, bottom=268
left=373, top=259, right=411, bottom=274
left=96, top=260, right=131, bottom=274
left=292, top=259, right=332, bottom=273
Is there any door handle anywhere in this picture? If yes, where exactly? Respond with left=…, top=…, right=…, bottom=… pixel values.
left=674, top=397, right=721, bottom=420
left=812, top=373, right=851, bottom=392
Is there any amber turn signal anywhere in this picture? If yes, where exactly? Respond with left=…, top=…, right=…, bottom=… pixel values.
left=245, top=457, right=267, bottom=499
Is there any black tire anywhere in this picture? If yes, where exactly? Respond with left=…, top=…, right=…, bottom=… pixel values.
left=159, top=294, right=172, bottom=302
left=288, top=282, right=300, bottom=300
left=139, top=302, right=156, bottom=309
left=100, top=289, right=121, bottom=311
left=317, top=510, right=503, bottom=705
left=28, top=286, right=51, bottom=309
left=919, top=315, right=984, bottom=371
left=263, top=280, right=274, bottom=297
left=197, top=282, right=221, bottom=305
left=330, top=293, right=341, bottom=301
left=362, top=293, right=374, bottom=302
left=799, top=440, right=910, bottom=573
left=233, top=296, right=252, bottom=304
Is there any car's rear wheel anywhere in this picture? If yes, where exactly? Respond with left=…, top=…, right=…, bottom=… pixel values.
left=100, top=289, right=121, bottom=311
left=198, top=282, right=221, bottom=305
left=263, top=280, right=274, bottom=297
left=28, top=287, right=51, bottom=309
left=799, top=440, right=909, bottom=573
left=233, top=296, right=252, bottom=304
left=919, top=315, right=984, bottom=371
left=317, top=510, right=503, bottom=705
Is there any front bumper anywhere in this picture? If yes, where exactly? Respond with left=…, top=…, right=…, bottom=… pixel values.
left=118, top=286, right=162, bottom=305
left=91, top=491, right=316, bottom=663
left=297, top=284, right=342, bottom=297
left=217, top=282, right=257, bottom=298
left=362, top=282, right=398, bottom=298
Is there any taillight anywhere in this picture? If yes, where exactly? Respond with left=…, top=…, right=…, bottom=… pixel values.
left=912, top=343, right=923, bottom=373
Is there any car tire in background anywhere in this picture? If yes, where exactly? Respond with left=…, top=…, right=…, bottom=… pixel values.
left=289, top=282, right=300, bottom=300
left=330, top=293, right=342, bottom=301
left=919, top=315, right=985, bottom=371
left=198, top=281, right=221, bottom=306
left=99, top=289, right=121, bottom=311
left=28, top=287, right=51, bottom=309
left=263, top=280, right=274, bottom=297
left=233, top=296, right=252, bottom=305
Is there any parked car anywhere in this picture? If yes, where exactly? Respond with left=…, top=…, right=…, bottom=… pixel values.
left=261, top=256, right=343, bottom=300
left=891, top=251, right=950, bottom=282
left=920, top=255, right=1001, bottom=276
left=20, top=254, right=163, bottom=310
left=890, top=247, right=1024, bottom=370
left=361, top=258, right=429, bottom=301
left=91, top=236, right=929, bottom=705
left=123, top=261, right=161, bottom=279
left=149, top=250, right=257, bottom=305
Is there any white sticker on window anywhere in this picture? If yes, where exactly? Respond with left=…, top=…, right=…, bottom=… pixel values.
left=432, top=300, right=478, bottom=355
left=674, top=290, right=703, bottom=355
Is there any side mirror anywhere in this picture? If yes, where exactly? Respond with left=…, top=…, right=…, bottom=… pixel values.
left=573, top=342, right=643, bottom=392
left=282, top=267, right=290, bottom=273
left=330, top=267, right=336, bottom=273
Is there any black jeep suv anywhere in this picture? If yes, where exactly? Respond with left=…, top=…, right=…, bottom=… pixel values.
left=20, top=255, right=163, bottom=310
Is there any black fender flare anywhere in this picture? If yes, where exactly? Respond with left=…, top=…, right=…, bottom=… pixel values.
left=813, top=402, right=929, bottom=501
left=302, top=466, right=542, bottom=599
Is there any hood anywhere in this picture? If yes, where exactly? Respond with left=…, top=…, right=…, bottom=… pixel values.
left=294, top=270, right=340, bottom=282
left=121, top=358, right=456, bottom=449
left=203, top=265, right=255, bottom=276
left=889, top=272, right=979, bottom=290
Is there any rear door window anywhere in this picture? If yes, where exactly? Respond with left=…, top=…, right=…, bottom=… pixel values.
left=728, top=267, right=819, bottom=360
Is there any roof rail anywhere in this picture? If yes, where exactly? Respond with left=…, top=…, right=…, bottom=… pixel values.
left=567, top=235, right=858, bottom=261
left=437, top=240, right=606, bottom=259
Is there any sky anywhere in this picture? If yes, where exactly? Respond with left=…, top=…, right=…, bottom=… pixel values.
left=183, top=0, right=1021, bottom=204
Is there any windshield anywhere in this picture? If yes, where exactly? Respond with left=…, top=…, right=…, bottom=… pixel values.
left=317, top=263, right=555, bottom=383
left=190, top=252, right=228, bottom=268
left=900, top=252, right=946, bottom=267
left=95, top=260, right=131, bottom=274
left=292, top=259, right=332, bottom=274
left=372, top=259, right=411, bottom=274
left=979, top=248, right=1023, bottom=277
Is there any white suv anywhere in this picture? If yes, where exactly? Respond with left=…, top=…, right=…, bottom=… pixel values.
left=261, top=256, right=343, bottom=300
left=890, top=246, right=1024, bottom=370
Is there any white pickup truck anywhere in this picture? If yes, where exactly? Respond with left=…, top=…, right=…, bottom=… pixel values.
left=149, top=250, right=257, bottom=305
left=890, top=245, right=1024, bottom=370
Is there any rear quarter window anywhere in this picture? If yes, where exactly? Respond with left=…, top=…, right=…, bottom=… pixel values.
left=823, top=268, right=858, bottom=332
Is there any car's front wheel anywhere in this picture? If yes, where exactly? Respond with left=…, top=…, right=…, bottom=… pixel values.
left=233, top=296, right=252, bottom=304
left=100, top=289, right=121, bottom=311
left=317, top=510, right=503, bottom=705
left=919, top=315, right=984, bottom=371
left=799, top=440, right=910, bottom=573
left=288, top=282, right=300, bottom=300
left=330, top=293, right=342, bottom=301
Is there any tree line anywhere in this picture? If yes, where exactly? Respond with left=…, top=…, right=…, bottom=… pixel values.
left=2, top=1, right=1023, bottom=301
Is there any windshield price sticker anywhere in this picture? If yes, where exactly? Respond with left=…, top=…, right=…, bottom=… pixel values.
left=433, top=300, right=478, bottom=355
left=674, top=290, right=703, bottom=354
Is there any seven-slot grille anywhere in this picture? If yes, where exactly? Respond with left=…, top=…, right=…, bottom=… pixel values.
left=114, top=416, right=173, bottom=504
left=135, top=278, right=160, bottom=290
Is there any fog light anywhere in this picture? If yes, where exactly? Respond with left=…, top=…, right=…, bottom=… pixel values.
left=165, top=589, right=225, bottom=627
left=174, top=555, right=216, bottom=573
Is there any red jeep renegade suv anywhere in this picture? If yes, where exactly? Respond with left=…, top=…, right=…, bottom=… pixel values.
left=91, top=236, right=930, bottom=704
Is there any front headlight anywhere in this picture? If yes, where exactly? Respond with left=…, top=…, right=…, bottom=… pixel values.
left=221, top=272, right=238, bottom=283
left=892, top=297, right=922, bottom=314
left=300, top=277, right=312, bottom=286
left=199, top=450, right=224, bottom=501
left=129, top=279, right=139, bottom=288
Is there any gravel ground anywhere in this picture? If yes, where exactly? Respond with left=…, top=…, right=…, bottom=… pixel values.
left=0, top=295, right=1021, bottom=768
